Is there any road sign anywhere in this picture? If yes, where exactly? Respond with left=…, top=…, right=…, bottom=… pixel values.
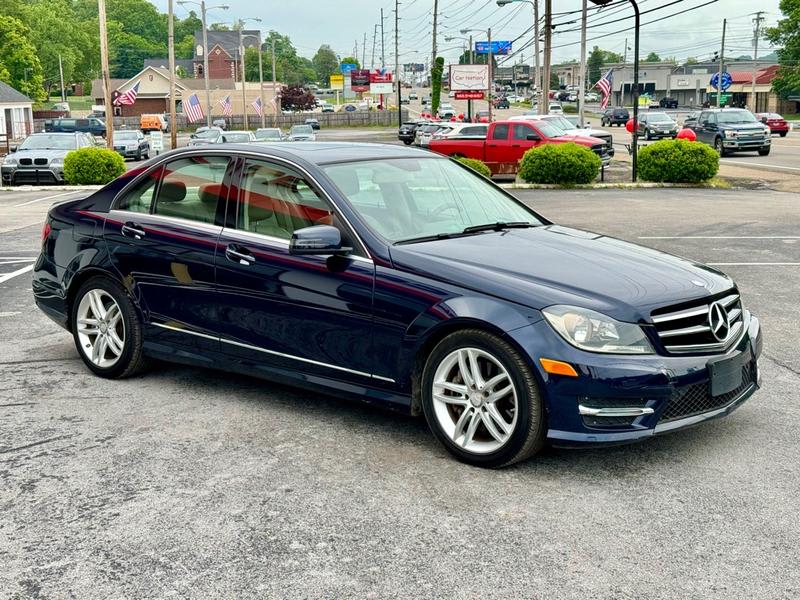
left=710, top=71, right=732, bottom=91
left=454, top=91, right=485, bottom=100
left=150, top=130, right=163, bottom=154
left=475, top=41, right=512, bottom=55
left=330, top=74, right=344, bottom=90
left=340, top=63, right=358, bottom=74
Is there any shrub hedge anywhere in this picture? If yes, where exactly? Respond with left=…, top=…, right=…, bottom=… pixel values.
left=64, top=147, right=126, bottom=185
left=637, top=139, right=719, bottom=183
left=518, top=142, right=600, bottom=185
left=456, top=157, right=492, bottom=178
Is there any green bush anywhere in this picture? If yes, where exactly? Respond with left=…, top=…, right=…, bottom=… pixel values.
left=637, top=139, right=719, bottom=183
left=518, top=142, right=601, bottom=185
left=562, top=104, right=578, bottom=114
left=63, top=147, right=126, bottom=185
left=456, top=157, right=492, bottom=178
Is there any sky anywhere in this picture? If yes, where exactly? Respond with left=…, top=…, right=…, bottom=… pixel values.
left=150, top=0, right=784, bottom=68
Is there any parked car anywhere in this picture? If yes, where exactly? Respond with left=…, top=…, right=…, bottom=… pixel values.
left=1, top=132, right=96, bottom=185
left=32, top=143, right=762, bottom=468
left=756, top=113, right=790, bottom=137
left=428, top=120, right=611, bottom=176
left=637, top=112, right=679, bottom=140
left=683, top=112, right=699, bottom=128
left=659, top=97, right=679, bottom=109
left=548, top=102, right=564, bottom=114
left=287, top=124, right=316, bottom=141
left=688, top=108, right=771, bottom=156
left=600, top=107, right=630, bottom=127
left=401, top=96, right=410, bottom=105
left=584, top=92, right=600, bottom=102
left=399, top=121, right=424, bottom=145
left=474, top=110, right=491, bottom=123
left=409, top=91, right=418, bottom=100
left=44, top=117, right=106, bottom=137
left=320, top=103, right=335, bottom=113
left=112, top=130, right=150, bottom=160
left=255, top=128, right=284, bottom=142
left=515, top=115, right=614, bottom=157
left=221, top=131, right=257, bottom=143
left=212, top=118, right=227, bottom=130
left=187, top=127, right=224, bottom=146
left=494, top=98, right=510, bottom=109
left=416, top=123, right=452, bottom=147
left=305, top=118, right=321, bottom=130
left=421, top=96, right=431, bottom=106
left=438, top=103, right=456, bottom=119
left=140, top=114, right=167, bottom=133
left=431, top=123, right=489, bottom=140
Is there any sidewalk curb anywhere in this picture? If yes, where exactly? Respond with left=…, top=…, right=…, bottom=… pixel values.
left=0, top=185, right=102, bottom=192
left=499, top=181, right=729, bottom=190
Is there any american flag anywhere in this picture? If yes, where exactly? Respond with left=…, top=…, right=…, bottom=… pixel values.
left=184, top=93, right=205, bottom=123
left=251, top=96, right=263, bottom=116
left=594, top=68, right=614, bottom=110
left=218, top=95, right=233, bottom=117
left=114, top=81, right=140, bottom=106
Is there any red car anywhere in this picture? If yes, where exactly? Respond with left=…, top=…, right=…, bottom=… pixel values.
left=428, top=120, right=611, bottom=176
left=757, top=113, right=790, bottom=137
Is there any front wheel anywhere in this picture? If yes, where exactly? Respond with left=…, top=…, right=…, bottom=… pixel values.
left=645, top=129, right=652, bottom=140
left=421, top=329, right=546, bottom=468
left=71, top=276, right=147, bottom=379
left=758, top=146, right=771, bottom=156
left=714, top=137, right=726, bottom=156
left=779, top=132, right=787, bottom=138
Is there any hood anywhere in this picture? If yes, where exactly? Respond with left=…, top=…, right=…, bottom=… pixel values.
left=719, top=122, right=767, bottom=132
left=555, top=133, right=608, bottom=146
left=11, top=148, right=73, bottom=160
left=389, top=225, right=733, bottom=323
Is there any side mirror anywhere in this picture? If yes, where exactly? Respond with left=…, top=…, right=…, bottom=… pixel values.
left=9, top=145, right=17, bottom=153
left=761, top=117, right=768, bottom=123
left=526, top=133, right=541, bottom=141
left=289, top=224, right=352, bottom=256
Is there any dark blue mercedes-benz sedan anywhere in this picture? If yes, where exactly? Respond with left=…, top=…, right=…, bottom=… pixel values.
left=32, top=142, right=762, bottom=467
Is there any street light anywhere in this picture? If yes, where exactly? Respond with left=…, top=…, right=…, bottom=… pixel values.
left=235, top=18, right=262, bottom=130
left=461, top=27, right=493, bottom=122
left=589, top=0, right=639, bottom=182
left=496, top=0, right=541, bottom=113
left=178, top=0, right=229, bottom=127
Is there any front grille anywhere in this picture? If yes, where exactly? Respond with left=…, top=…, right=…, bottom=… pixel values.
left=660, top=363, right=756, bottom=422
left=651, top=291, right=744, bottom=354
left=34, top=158, right=48, bottom=165
left=13, top=171, right=58, bottom=184
left=579, top=397, right=648, bottom=429
left=19, top=158, right=33, bottom=166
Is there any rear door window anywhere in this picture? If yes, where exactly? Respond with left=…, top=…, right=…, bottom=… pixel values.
left=152, top=156, right=230, bottom=224
left=117, top=165, right=164, bottom=214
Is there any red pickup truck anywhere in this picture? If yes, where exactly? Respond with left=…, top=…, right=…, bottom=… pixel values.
left=428, top=119, right=612, bottom=175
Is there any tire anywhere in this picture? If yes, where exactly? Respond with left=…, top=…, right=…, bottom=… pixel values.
left=144, top=153, right=150, bottom=160
left=758, top=146, right=771, bottom=156
left=136, top=150, right=141, bottom=161
left=645, top=129, right=652, bottom=141
left=714, top=137, right=726, bottom=157
left=71, top=276, right=147, bottom=379
left=420, top=329, right=546, bottom=468
left=779, top=132, right=787, bottom=138
left=403, top=140, right=412, bottom=145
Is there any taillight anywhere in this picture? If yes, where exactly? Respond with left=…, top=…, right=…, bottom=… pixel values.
left=42, top=221, right=51, bottom=244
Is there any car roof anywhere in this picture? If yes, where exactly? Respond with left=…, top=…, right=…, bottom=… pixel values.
left=31, top=132, right=82, bottom=137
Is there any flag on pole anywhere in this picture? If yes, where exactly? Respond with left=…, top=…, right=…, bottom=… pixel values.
left=114, top=81, right=140, bottom=105
left=594, top=68, right=614, bottom=110
left=184, top=93, right=205, bottom=123
left=251, top=96, right=263, bottom=116
left=218, top=95, right=233, bottom=117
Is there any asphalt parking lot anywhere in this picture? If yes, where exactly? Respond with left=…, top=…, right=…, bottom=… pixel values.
left=1, top=186, right=799, bottom=598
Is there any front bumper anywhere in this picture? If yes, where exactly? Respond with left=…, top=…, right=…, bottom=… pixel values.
left=510, top=313, right=762, bottom=447
left=723, top=136, right=770, bottom=150
left=2, top=166, right=65, bottom=184
left=114, top=146, right=142, bottom=158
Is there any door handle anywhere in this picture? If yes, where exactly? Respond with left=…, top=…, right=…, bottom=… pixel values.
left=511, top=144, right=521, bottom=148
left=225, top=244, right=256, bottom=266
left=121, top=221, right=145, bottom=240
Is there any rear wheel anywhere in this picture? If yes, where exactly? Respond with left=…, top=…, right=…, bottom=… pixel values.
left=421, top=329, right=546, bottom=468
left=779, top=131, right=787, bottom=138
left=71, top=277, right=147, bottom=379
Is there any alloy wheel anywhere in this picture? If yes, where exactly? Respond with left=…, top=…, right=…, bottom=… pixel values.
left=75, top=289, right=126, bottom=368
left=431, top=347, right=518, bottom=454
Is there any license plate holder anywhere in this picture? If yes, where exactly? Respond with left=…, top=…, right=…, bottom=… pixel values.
left=707, top=344, right=751, bottom=396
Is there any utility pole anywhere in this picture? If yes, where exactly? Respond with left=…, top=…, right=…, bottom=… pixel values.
left=380, top=8, right=386, bottom=68
left=363, top=32, right=367, bottom=69
left=717, top=18, right=726, bottom=108
left=271, top=38, right=278, bottom=126
left=371, top=24, right=378, bottom=69
left=468, top=33, right=474, bottom=121
left=168, top=0, right=177, bottom=149
left=488, top=27, right=493, bottom=123
left=432, top=0, right=439, bottom=78
left=97, top=0, right=113, bottom=148
left=578, top=0, right=588, bottom=127
left=396, top=0, right=401, bottom=130
left=257, top=40, right=265, bottom=128
left=623, top=37, right=628, bottom=64
left=239, top=27, right=247, bottom=129
left=58, top=55, right=66, bottom=103
left=200, top=0, right=212, bottom=127
left=533, top=0, right=542, bottom=113
left=542, top=0, right=552, bottom=111
left=750, top=11, right=765, bottom=111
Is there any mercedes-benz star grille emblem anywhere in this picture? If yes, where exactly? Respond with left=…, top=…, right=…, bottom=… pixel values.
left=707, top=301, right=731, bottom=342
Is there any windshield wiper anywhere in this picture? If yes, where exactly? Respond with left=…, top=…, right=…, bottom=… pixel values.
left=461, top=221, right=537, bottom=234
left=395, top=232, right=457, bottom=245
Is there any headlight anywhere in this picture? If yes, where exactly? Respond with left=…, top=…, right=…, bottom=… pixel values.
left=763, top=127, right=771, bottom=135
left=51, top=159, right=64, bottom=169
left=2, top=156, right=17, bottom=166
left=542, top=305, right=654, bottom=354
left=724, top=130, right=737, bottom=138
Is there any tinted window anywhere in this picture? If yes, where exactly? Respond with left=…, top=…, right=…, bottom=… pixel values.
left=237, top=159, right=332, bottom=239
left=153, top=156, right=229, bottom=223
left=512, top=124, right=533, bottom=140
left=461, top=126, right=487, bottom=136
left=117, top=166, right=163, bottom=213
left=491, top=124, right=509, bottom=140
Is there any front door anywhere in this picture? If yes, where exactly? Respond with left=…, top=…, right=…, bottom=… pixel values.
left=214, top=157, right=376, bottom=384
left=485, top=123, right=516, bottom=174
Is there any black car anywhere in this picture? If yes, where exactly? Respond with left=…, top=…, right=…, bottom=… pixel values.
left=399, top=121, right=422, bottom=145
left=659, top=97, right=679, bottom=109
left=44, top=117, right=106, bottom=137
left=494, top=98, right=510, bottom=109
left=690, top=108, right=771, bottom=156
left=600, top=107, right=630, bottom=127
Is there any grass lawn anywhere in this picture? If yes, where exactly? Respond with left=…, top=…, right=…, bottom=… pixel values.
left=34, top=96, right=94, bottom=110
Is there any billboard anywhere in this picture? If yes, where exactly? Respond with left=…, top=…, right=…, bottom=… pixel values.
left=370, top=69, right=393, bottom=83
left=351, top=69, right=370, bottom=92
left=329, top=74, right=344, bottom=90
left=513, top=64, right=531, bottom=81
left=475, top=41, right=512, bottom=55
left=340, top=63, right=358, bottom=74
left=449, top=64, right=489, bottom=91
left=404, top=62, right=425, bottom=73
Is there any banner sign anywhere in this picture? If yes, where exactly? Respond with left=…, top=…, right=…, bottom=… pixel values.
left=351, top=69, right=371, bottom=92
left=340, top=63, right=358, bottom=74
left=370, top=82, right=394, bottom=94
left=454, top=91, right=485, bottom=100
left=475, top=41, right=512, bottom=55
left=370, top=69, right=393, bottom=83
left=513, top=65, right=530, bottom=81
left=330, top=74, right=344, bottom=90
left=449, top=65, right=489, bottom=91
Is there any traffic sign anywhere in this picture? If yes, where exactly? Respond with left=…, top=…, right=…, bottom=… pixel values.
left=340, top=63, right=358, bottom=74
left=475, top=41, right=512, bottom=55
left=710, top=71, right=732, bottom=91
left=454, top=91, right=485, bottom=100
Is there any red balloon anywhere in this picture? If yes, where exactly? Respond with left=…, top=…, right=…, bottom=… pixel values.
left=625, top=119, right=637, bottom=133
left=676, top=128, right=697, bottom=141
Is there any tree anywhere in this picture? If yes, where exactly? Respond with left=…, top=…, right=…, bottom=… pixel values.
left=107, top=21, right=165, bottom=79
left=175, top=34, right=196, bottom=60
left=431, top=56, right=445, bottom=114
left=456, top=51, right=497, bottom=67
left=0, top=15, right=46, bottom=100
left=339, top=56, right=360, bottom=69
left=312, top=45, right=339, bottom=85
left=645, top=52, right=661, bottom=62
left=263, top=31, right=315, bottom=86
left=587, top=46, right=624, bottom=85
left=244, top=46, right=263, bottom=82
left=550, top=72, right=560, bottom=89
left=766, top=0, right=800, bottom=99
left=278, top=85, right=315, bottom=111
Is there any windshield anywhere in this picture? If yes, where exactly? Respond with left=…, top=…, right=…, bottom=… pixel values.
left=114, top=132, right=138, bottom=140
left=323, top=157, right=542, bottom=243
left=648, top=113, right=673, bottom=123
left=544, top=116, right=575, bottom=131
left=256, top=129, right=281, bottom=139
left=717, top=110, right=757, bottom=124
left=19, top=135, right=77, bottom=150
left=196, top=129, right=221, bottom=139
left=291, top=125, right=313, bottom=135
left=224, top=133, right=251, bottom=142
left=537, top=122, right=566, bottom=138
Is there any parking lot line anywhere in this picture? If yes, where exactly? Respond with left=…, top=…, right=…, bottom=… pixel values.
left=0, top=264, right=34, bottom=284
left=13, top=191, right=83, bottom=208
left=707, top=262, right=800, bottom=266
left=719, top=160, right=800, bottom=172
left=640, top=236, right=800, bottom=239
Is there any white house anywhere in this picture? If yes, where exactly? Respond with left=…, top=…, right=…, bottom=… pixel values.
left=0, top=81, right=33, bottom=140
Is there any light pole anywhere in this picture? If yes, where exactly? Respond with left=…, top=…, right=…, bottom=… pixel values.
left=235, top=18, right=262, bottom=130
left=178, top=0, right=229, bottom=127
left=461, top=28, right=493, bottom=122
left=590, top=0, right=639, bottom=182
left=445, top=34, right=474, bottom=121
left=497, top=0, right=541, bottom=112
